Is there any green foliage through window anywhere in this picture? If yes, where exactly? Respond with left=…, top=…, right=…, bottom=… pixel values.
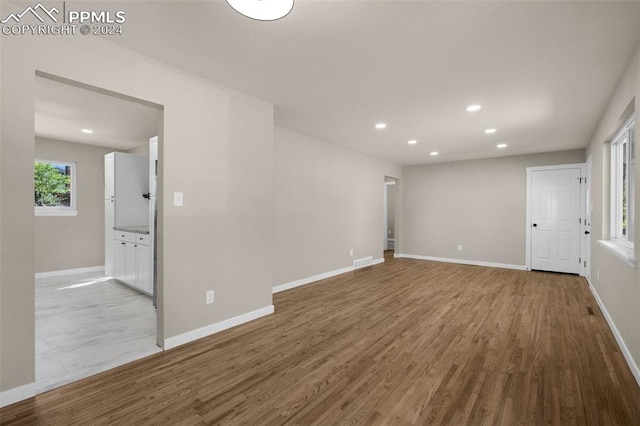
left=34, top=162, right=72, bottom=207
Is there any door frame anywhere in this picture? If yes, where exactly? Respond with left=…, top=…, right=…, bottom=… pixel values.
left=384, top=179, right=396, bottom=250
left=525, top=163, right=586, bottom=273
left=582, top=156, right=592, bottom=279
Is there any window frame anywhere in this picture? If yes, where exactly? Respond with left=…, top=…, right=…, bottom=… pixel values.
left=610, top=115, right=635, bottom=249
left=34, top=159, right=78, bottom=217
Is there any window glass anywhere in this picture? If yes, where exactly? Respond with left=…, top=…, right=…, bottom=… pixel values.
left=34, top=160, right=76, bottom=216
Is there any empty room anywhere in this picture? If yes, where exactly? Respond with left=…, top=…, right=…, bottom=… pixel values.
left=1, top=1, right=640, bottom=425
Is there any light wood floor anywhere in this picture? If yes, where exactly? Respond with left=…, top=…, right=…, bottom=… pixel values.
left=35, top=272, right=159, bottom=392
left=2, top=257, right=640, bottom=425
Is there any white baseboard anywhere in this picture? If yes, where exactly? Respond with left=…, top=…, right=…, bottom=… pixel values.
left=35, top=266, right=105, bottom=279
left=588, top=280, right=640, bottom=387
left=395, top=253, right=526, bottom=271
left=0, top=382, right=35, bottom=408
left=273, top=257, right=385, bottom=294
left=164, top=305, right=275, bottom=350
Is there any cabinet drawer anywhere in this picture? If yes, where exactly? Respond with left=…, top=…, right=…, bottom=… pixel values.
left=135, top=233, right=150, bottom=246
left=114, top=230, right=136, bottom=243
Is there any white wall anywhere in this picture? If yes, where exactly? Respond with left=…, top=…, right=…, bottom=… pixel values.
left=400, top=150, right=586, bottom=267
left=128, top=143, right=149, bottom=156
left=1, top=18, right=274, bottom=396
left=585, top=41, right=640, bottom=382
left=273, top=127, right=401, bottom=288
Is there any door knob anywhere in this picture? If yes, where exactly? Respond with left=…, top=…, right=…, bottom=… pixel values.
left=585, top=231, right=590, bottom=235
left=533, top=223, right=538, bottom=227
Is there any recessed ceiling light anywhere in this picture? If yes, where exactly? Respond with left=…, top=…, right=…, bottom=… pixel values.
left=408, top=140, right=417, bottom=145
left=497, top=143, right=507, bottom=149
left=484, top=128, right=497, bottom=134
left=375, top=122, right=387, bottom=129
left=81, top=129, right=94, bottom=134
left=466, top=104, right=482, bottom=112
left=430, top=151, right=439, bottom=156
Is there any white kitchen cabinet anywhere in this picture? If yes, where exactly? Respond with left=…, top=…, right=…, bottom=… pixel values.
left=125, top=242, right=137, bottom=285
left=136, top=244, right=151, bottom=294
left=113, top=238, right=127, bottom=283
left=104, top=152, right=149, bottom=277
left=113, top=231, right=152, bottom=296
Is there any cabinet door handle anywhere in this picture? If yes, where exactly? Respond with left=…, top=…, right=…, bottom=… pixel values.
left=121, top=242, right=126, bottom=245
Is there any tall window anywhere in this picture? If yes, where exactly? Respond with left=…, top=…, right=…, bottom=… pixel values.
left=611, top=116, right=635, bottom=247
left=34, top=159, right=77, bottom=216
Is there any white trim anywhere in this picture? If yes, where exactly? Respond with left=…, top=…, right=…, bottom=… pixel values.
left=164, top=305, right=275, bottom=350
left=597, top=240, right=637, bottom=269
left=35, top=266, right=105, bottom=279
left=34, top=208, right=78, bottom=216
left=588, top=280, right=640, bottom=387
left=0, top=382, right=36, bottom=408
left=526, top=168, right=533, bottom=270
left=525, top=163, right=585, bottom=273
left=524, top=163, right=586, bottom=172
left=274, top=266, right=353, bottom=293
left=384, top=182, right=389, bottom=251
left=273, top=257, right=385, bottom=294
left=395, top=253, right=526, bottom=271
left=582, top=156, right=592, bottom=280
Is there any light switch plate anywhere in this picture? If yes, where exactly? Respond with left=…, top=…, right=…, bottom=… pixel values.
left=174, top=192, right=184, bottom=207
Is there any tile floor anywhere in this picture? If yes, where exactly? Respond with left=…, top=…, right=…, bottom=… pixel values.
left=36, top=271, right=160, bottom=393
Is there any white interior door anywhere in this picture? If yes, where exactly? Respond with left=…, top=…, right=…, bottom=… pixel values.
left=530, top=167, right=581, bottom=274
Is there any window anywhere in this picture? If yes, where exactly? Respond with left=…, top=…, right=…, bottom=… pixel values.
left=611, top=116, right=635, bottom=247
left=34, top=159, right=77, bottom=216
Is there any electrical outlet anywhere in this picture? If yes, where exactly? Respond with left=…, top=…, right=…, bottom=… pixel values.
left=596, top=270, right=600, bottom=281
left=350, top=249, right=354, bottom=257
left=457, top=244, right=463, bottom=251
left=206, top=290, right=214, bottom=304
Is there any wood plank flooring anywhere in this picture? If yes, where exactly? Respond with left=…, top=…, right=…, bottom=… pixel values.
left=2, top=257, right=640, bottom=425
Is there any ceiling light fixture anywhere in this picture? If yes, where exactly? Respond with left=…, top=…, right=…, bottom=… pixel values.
left=497, top=143, right=507, bottom=148
left=408, top=140, right=417, bottom=145
left=484, top=128, right=497, bottom=134
left=466, top=104, right=482, bottom=112
left=430, top=151, right=439, bottom=156
left=226, top=0, right=294, bottom=21
left=81, top=129, right=94, bottom=134
left=375, top=122, right=387, bottom=129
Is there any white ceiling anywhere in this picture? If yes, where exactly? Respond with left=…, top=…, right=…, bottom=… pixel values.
left=35, top=76, right=162, bottom=150
left=98, top=1, right=640, bottom=164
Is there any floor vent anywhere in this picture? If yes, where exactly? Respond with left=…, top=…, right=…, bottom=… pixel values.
left=353, top=256, right=374, bottom=269
left=587, top=306, right=595, bottom=316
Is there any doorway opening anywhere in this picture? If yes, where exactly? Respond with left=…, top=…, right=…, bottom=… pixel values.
left=384, top=176, right=399, bottom=261
left=33, top=72, right=164, bottom=393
